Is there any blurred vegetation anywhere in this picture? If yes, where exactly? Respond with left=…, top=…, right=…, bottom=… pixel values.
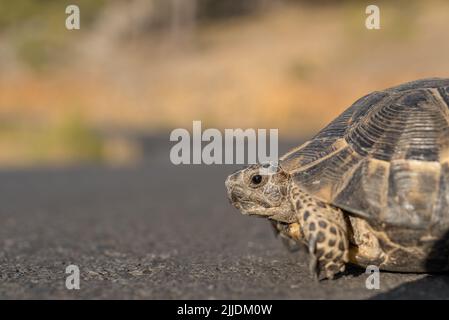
left=0, top=0, right=449, bottom=167
left=342, top=0, right=421, bottom=42
left=50, top=115, right=104, bottom=162
left=0, top=115, right=105, bottom=166
left=0, top=0, right=105, bottom=70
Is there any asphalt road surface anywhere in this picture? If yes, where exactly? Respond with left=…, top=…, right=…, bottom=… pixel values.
left=1, top=136, right=449, bottom=299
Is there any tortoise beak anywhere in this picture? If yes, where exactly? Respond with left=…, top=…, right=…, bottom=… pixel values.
left=225, top=169, right=241, bottom=190
left=225, top=171, right=245, bottom=208
left=225, top=173, right=238, bottom=202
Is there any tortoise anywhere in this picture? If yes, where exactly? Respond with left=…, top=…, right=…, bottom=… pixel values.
left=225, top=78, right=449, bottom=280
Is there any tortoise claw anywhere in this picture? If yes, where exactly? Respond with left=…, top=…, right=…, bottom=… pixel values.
left=308, top=235, right=320, bottom=281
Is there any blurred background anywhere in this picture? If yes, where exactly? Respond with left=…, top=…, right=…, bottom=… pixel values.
left=2, top=0, right=449, bottom=299
left=1, top=0, right=449, bottom=167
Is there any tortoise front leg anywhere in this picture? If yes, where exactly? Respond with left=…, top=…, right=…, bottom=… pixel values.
left=289, top=184, right=350, bottom=280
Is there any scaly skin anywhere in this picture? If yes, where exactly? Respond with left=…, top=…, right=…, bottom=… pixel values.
left=225, top=163, right=352, bottom=280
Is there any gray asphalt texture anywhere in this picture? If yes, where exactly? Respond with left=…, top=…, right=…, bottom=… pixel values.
left=1, top=136, right=449, bottom=299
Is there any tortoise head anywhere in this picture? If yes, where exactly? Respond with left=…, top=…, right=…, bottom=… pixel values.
left=225, top=163, right=296, bottom=222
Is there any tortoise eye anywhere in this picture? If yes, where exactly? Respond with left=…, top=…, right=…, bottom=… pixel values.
left=251, top=174, right=263, bottom=185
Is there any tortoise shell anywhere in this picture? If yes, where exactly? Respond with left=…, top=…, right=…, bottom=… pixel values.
left=280, top=78, right=449, bottom=233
